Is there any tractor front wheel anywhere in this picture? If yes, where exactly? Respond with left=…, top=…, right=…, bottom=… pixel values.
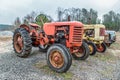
left=87, top=41, right=97, bottom=55
left=72, top=42, right=90, bottom=60
left=96, top=42, right=107, bottom=53
left=13, top=28, right=32, bottom=58
left=47, top=44, right=72, bottom=73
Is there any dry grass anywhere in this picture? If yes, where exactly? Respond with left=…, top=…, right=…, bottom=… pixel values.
left=0, top=37, right=12, bottom=41
left=94, top=52, right=117, bottom=62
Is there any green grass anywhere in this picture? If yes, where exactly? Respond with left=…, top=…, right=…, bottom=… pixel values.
left=34, top=61, right=73, bottom=80
left=60, top=72, right=73, bottom=80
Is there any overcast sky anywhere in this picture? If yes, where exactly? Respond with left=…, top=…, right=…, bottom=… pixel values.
left=0, top=0, right=120, bottom=24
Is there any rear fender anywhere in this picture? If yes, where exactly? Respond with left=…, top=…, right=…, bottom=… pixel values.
left=20, top=24, right=30, bottom=32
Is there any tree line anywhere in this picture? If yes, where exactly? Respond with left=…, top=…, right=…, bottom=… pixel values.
left=57, top=7, right=100, bottom=24
left=103, top=11, right=120, bottom=31
left=13, top=7, right=120, bottom=31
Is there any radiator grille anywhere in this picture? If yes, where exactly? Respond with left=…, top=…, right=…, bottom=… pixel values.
left=100, top=28, right=105, bottom=36
left=72, top=26, right=83, bottom=42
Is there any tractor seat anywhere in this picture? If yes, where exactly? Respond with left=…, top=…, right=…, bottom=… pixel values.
left=29, top=23, right=41, bottom=29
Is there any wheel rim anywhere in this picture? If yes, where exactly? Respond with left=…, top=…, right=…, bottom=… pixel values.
left=14, top=33, right=23, bottom=53
left=97, top=44, right=104, bottom=52
left=74, top=47, right=85, bottom=57
left=49, top=51, right=64, bottom=68
left=88, top=45, right=93, bottom=54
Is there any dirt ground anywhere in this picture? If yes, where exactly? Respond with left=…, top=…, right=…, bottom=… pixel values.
left=0, top=33, right=120, bottom=80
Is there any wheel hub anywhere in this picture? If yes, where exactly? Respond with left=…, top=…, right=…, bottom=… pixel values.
left=14, top=33, right=23, bottom=53
left=50, top=51, right=64, bottom=68
left=74, top=47, right=84, bottom=57
left=97, top=44, right=104, bottom=51
left=54, top=56, right=59, bottom=62
left=89, top=45, right=93, bottom=53
left=17, top=36, right=23, bottom=47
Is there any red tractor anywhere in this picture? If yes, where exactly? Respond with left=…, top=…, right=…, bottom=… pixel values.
left=13, top=21, right=89, bottom=73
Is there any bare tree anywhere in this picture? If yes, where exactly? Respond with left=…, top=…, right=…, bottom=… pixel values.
left=23, top=11, right=37, bottom=24
left=13, top=17, right=21, bottom=29
left=57, top=7, right=64, bottom=21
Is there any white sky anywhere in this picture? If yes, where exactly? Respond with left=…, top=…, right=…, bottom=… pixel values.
left=0, top=0, right=119, bottom=24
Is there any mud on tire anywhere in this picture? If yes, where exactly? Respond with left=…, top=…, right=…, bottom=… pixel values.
left=13, top=28, right=32, bottom=58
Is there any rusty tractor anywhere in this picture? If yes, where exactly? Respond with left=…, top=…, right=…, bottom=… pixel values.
left=83, top=24, right=107, bottom=55
left=13, top=21, right=90, bottom=73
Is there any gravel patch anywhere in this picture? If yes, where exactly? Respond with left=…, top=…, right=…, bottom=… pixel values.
left=0, top=34, right=120, bottom=80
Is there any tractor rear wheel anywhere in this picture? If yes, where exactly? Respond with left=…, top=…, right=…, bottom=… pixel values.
left=47, top=44, right=72, bottom=73
left=13, top=28, right=32, bottom=58
left=96, top=42, right=107, bottom=53
left=87, top=41, right=97, bottom=55
left=72, top=42, right=90, bottom=60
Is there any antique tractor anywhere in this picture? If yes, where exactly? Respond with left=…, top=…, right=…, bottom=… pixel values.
left=83, top=24, right=107, bottom=55
left=13, top=21, right=89, bottom=73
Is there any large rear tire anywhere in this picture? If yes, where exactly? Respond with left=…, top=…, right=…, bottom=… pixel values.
left=13, top=28, right=32, bottom=58
left=96, top=42, right=107, bottom=53
left=72, top=42, right=90, bottom=60
left=87, top=41, right=97, bottom=55
left=47, top=44, right=72, bottom=73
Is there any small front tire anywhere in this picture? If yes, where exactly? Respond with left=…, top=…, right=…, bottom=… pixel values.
left=47, top=44, right=72, bottom=73
left=96, top=42, right=107, bottom=53
left=87, top=41, right=97, bottom=55
left=72, top=42, right=90, bottom=60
